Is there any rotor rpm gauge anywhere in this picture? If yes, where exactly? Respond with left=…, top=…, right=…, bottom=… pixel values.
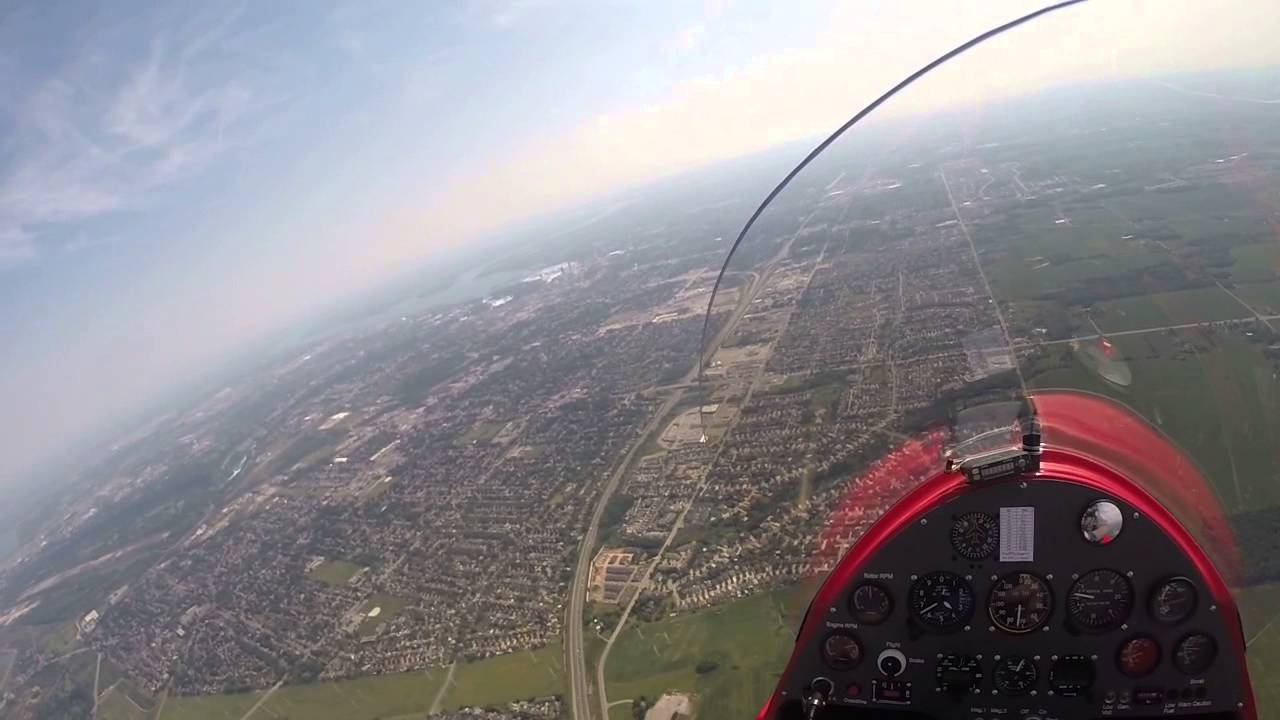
left=950, top=511, right=999, bottom=560
left=849, top=582, right=893, bottom=625
left=1150, top=577, right=1197, bottom=625
left=988, top=572, right=1052, bottom=634
left=909, top=571, right=975, bottom=631
left=993, top=655, right=1038, bottom=696
left=1067, top=569, right=1133, bottom=632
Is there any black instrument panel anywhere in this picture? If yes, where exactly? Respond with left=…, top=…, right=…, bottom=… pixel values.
left=783, top=478, right=1247, bottom=719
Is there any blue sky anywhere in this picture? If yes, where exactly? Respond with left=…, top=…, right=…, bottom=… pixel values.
left=0, top=0, right=1275, bottom=484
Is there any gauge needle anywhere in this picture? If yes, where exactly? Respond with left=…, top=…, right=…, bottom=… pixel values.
left=943, top=600, right=953, bottom=610
left=1015, top=659, right=1025, bottom=671
left=921, top=602, right=940, bottom=614
left=1073, top=592, right=1095, bottom=599
left=1016, top=605, right=1023, bottom=626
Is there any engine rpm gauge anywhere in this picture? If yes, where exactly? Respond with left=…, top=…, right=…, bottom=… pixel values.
left=993, top=655, right=1038, bottom=696
left=821, top=632, right=863, bottom=670
left=1150, top=577, right=1197, bottom=625
left=988, top=572, right=1052, bottom=634
left=951, top=512, right=999, bottom=560
left=1117, top=636, right=1161, bottom=678
left=910, top=571, right=975, bottom=631
left=850, top=582, right=892, bottom=625
left=1067, top=569, right=1133, bottom=632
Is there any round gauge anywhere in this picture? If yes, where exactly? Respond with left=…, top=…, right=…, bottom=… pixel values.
left=1067, top=569, right=1133, bottom=632
left=1117, top=636, right=1161, bottom=678
left=909, top=571, right=975, bottom=631
left=1048, top=655, right=1095, bottom=696
left=821, top=632, right=863, bottom=670
left=993, top=655, right=1038, bottom=696
left=988, top=572, right=1053, bottom=634
left=951, top=512, right=999, bottom=560
left=1173, top=633, right=1217, bottom=675
left=1150, top=577, right=1197, bottom=625
left=935, top=654, right=982, bottom=693
left=850, top=582, right=892, bottom=625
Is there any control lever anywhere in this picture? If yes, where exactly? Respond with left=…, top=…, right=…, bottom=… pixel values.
left=804, top=678, right=833, bottom=720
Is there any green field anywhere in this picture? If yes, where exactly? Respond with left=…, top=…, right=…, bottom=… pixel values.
left=604, top=585, right=812, bottom=719
left=160, top=691, right=265, bottom=720
left=1091, top=286, right=1248, bottom=333
left=1030, top=328, right=1280, bottom=514
left=444, top=641, right=565, bottom=708
left=159, top=641, right=565, bottom=720
left=1234, top=280, right=1280, bottom=316
left=305, top=559, right=362, bottom=587
left=96, top=688, right=150, bottom=720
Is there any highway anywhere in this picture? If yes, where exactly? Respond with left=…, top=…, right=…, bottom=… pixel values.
left=566, top=202, right=828, bottom=720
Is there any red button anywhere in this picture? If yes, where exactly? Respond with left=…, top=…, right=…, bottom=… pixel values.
left=845, top=682, right=862, bottom=698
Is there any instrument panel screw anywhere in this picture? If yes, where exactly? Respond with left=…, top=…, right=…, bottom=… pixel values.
left=1133, top=512, right=1140, bottom=519
left=920, top=518, right=928, bottom=525
left=1210, top=605, right=1218, bottom=612
left=1045, top=573, right=1054, bottom=580
left=1126, top=570, right=1134, bottom=577
left=964, top=625, right=972, bottom=631
left=1121, top=624, right=1128, bottom=630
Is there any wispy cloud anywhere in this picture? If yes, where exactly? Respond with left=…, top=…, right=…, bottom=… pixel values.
left=0, top=2, right=280, bottom=267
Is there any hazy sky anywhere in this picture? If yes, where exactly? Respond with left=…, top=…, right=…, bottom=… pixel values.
left=0, top=0, right=1277, bottom=484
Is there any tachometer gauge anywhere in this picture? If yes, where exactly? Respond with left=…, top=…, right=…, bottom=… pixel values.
left=1173, top=633, right=1217, bottom=675
left=993, top=655, right=1038, bottom=696
left=950, top=511, right=999, bottom=560
left=1117, top=636, right=1160, bottom=678
left=1067, top=569, right=1132, bottom=632
left=988, top=572, right=1052, bottom=634
left=821, top=632, right=863, bottom=670
left=850, top=582, right=892, bottom=625
left=1150, top=577, right=1197, bottom=625
left=909, top=571, right=975, bottom=631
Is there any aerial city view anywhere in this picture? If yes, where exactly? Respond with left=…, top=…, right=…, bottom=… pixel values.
left=1, top=2, right=1279, bottom=720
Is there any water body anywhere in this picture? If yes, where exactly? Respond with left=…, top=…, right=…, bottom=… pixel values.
left=381, top=263, right=530, bottom=320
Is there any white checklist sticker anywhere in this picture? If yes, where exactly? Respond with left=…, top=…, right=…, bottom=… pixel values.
left=999, top=506, right=1035, bottom=562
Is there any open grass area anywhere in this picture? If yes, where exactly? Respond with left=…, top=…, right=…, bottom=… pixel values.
left=95, top=687, right=150, bottom=720
left=160, top=690, right=265, bottom=720
left=259, top=668, right=447, bottom=720
left=440, top=641, right=565, bottom=709
left=305, top=559, right=362, bottom=587
left=458, top=420, right=508, bottom=445
left=357, top=595, right=408, bottom=636
left=604, top=584, right=813, bottom=720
